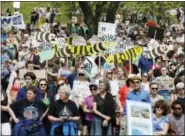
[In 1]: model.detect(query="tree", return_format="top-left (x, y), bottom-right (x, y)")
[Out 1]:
top-left (79, 2), bottom-right (120, 35)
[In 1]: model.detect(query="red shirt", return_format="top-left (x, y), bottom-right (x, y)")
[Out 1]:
top-left (118, 85), bottom-right (130, 109)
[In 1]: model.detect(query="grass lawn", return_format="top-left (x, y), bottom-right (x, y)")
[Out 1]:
top-left (1, 2), bottom-right (71, 24)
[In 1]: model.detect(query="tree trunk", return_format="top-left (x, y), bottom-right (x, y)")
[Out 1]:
top-left (106, 2), bottom-right (120, 23)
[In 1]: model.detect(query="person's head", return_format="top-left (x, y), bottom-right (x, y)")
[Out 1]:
top-left (24, 72), bottom-right (36, 86)
top-left (22, 43), bottom-right (29, 51)
top-left (131, 75), bottom-right (142, 90)
top-left (25, 61), bottom-right (34, 70)
top-left (99, 79), bottom-right (110, 93)
top-left (150, 82), bottom-right (159, 95)
top-left (176, 82), bottom-right (184, 95)
top-left (171, 100), bottom-right (184, 116)
top-left (57, 77), bottom-right (68, 87)
top-left (155, 56), bottom-right (163, 63)
top-left (58, 84), bottom-right (70, 101)
top-left (142, 72), bottom-right (149, 82)
top-left (177, 54), bottom-right (184, 64)
top-left (26, 85), bottom-right (37, 102)
top-left (153, 100), bottom-right (168, 116)
top-left (125, 78), bottom-right (133, 88)
top-left (76, 62), bottom-right (85, 73)
top-left (161, 67), bottom-right (167, 76)
top-left (104, 69), bottom-right (113, 80)
top-left (38, 79), bottom-right (48, 92)
top-left (89, 84), bottom-right (98, 96)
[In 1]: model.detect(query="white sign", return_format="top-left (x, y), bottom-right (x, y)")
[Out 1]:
top-left (154, 76), bottom-right (174, 91)
top-left (126, 100), bottom-right (153, 135)
top-left (109, 80), bottom-right (119, 96)
top-left (1, 14), bottom-right (25, 29)
top-left (98, 22), bottom-right (116, 39)
top-left (13, 2), bottom-right (20, 9)
top-left (72, 81), bottom-right (91, 104)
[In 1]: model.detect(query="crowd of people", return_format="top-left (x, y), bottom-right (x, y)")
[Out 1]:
top-left (1, 4), bottom-right (185, 136)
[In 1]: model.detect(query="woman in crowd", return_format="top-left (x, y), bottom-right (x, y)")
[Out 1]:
top-left (10, 86), bottom-right (47, 136)
top-left (83, 84), bottom-right (98, 135)
top-left (48, 85), bottom-right (80, 136)
top-left (38, 79), bottom-right (54, 133)
top-left (150, 56), bottom-right (163, 79)
top-left (149, 82), bottom-right (164, 109)
top-left (115, 66), bottom-right (128, 88)
top-left (153, 100), bottom-right (169, 135)
top-left (170, 82), bottom-right (185, 113)
top-left (141, 72), bottom-right (150, 92)
top-left (91, 80), bottom-right (115, 136)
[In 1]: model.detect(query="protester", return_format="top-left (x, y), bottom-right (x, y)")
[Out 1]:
top-left (91, 80), bottom-right (115, 136)
top-left (83, 84), bottom-right (98, 135)
top-left (149, 82), bottom-right (164, 109)
top-left (48, 85), bottom-right (80, 136)
top-left (10, 86), bottom-right (47, 136)
top-left (167, 100), bottom-right (184, 135)
top-left (153, 100), bottom-right (169, 135)
top-left (141, 72), bottom-right (150, 92)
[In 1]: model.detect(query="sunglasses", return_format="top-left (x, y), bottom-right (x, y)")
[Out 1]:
top-left (143, 75), bottom-right (148, 77)
top-left (173, 107), bottom-right (182, 110)
top-left (40, 84), bottom-right (47, 86)
top-left (107, 72), bottom-right (112, 75)
top-left (79, 67), bottom-right (84, 69)
top-left (178, 88), bottom-right (184, 91)
top-left (90, 88), bottom-right (97, 91)
top-left (132, 81), bottom-right (140, 84)
top-left (152, 88), bottom-right (158, 90)
top-left (79, 73), bottom-right (85, 76)
top-left (156, 106), bottom-right (164, 109)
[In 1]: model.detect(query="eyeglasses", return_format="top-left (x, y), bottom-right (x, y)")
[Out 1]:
top-left (132, 81), bottom-right (140, 84)
top-left (59, 83), bottom-right (64, 86)
top-left (173, 107), bottom-right (182, 110)
top-left (40, 84), bottom-right (47, 86)
top-left (151, 88), bottom-right (158, 90)
top-left (178, 88), bottom-right (184, 91)
top-left (79, 67), bottom-right (84, 69)
top-left (156, 106), bottom-right (164, 109)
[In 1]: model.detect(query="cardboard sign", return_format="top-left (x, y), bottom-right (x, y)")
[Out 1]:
top-left (1, 14), bottom-right (25, 29)
top-left (154, 76), bottom-right (174, 90)
top-left (126, 100), bottom-right (153, 135)
top-left (98, 22), bottom-right (116, 41)
top-left (72, 35), bottom-right (86, 46)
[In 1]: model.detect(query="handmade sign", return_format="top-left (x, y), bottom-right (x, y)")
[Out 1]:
top-left (126, 100), bottom-right (153, 135)
top-left (98, 22), bottom-right (116, 41)
top-left (109, 80), bottom-right (119, 96)
top-left (106, 46), bottom-right (143, 64)
top-left (88, 35), bottom-right (102, 45)
top-left (72, 81), bottom-right (91, 105)
top-left (147, 27), bottom-right (164, 41)
top-left (154, 76), bottom-right (174, 91)
top-left (72, 35), bottom-right (87, 46)
top-left (146, 43), bottom-right (169, 59)
top-left (35, 31), bottom-right (56, 43)
top-left (1, 14), bottom-right (25, 29)
top-left (38, 49), bottom-right (55, 63)
top-left (13, 2), bottom-right (20, 9)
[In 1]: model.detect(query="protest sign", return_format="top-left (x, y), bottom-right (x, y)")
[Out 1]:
top-left (38, 49), bottom-right (55, 63)
top-left (72, 81), bottom-right (91, 105)
top-left (154, 76), bottom-right (174, 91)
top-left (88, 35), bottom-right (102, 46)
top-left (1, 14), bottom-right (25, 29)
top-left (35, 31), bottom-right (56, 43)
top-left (13, 2), bottom-right (20, 9)
top-left (106, 46), bottom-right (143, 64)
top-left (147, 27), bottom-right (164, 41)
top-left (109, 80), bottom-right (119, 96)
top-left (126, 100), bottom-right (153, 135)
top-left (98, 22), bottom-right (116, 41)
top-left (72, 35), bottom-right (87, 46)
top-left (19, 69), bottom-right (47, 87)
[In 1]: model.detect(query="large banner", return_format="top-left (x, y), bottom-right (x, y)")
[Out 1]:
top-left (98, 22), bottom-right (116, 41)
top-left (126, 100), bottom-right (153, 135)
top-left (1, 14), bottom-right (25, 29)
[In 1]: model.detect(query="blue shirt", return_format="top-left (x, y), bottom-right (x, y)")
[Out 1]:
top-left (16, 87), bottom-right (42, 101)
top-left (153, 114), bottom-right (169, 132)
top-left (124, 88), bottom-right (151, 114)
top-left (138, 55), bottom-right (153, 74)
